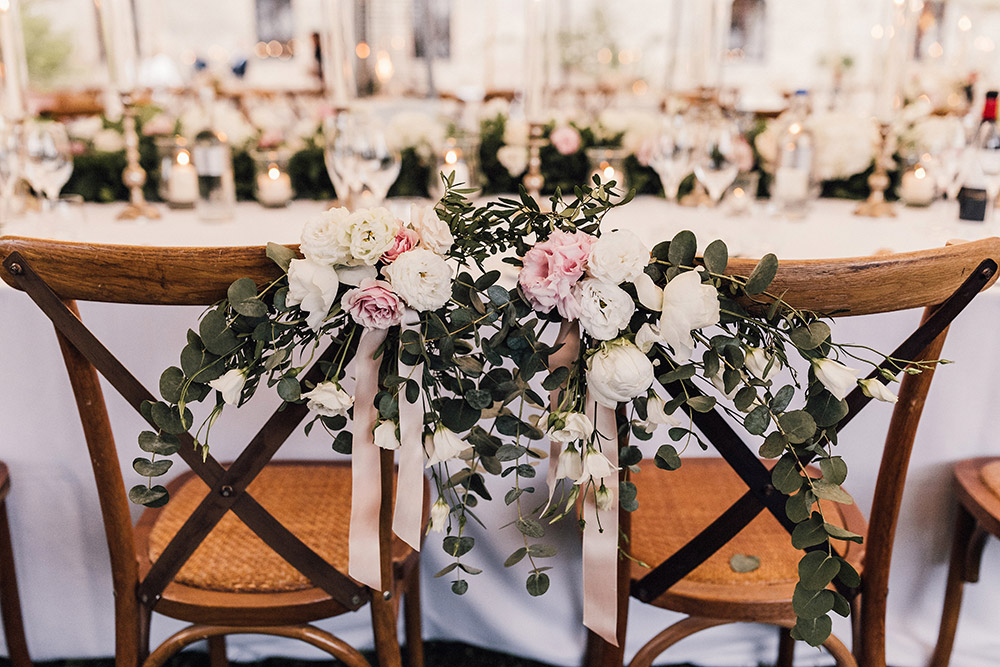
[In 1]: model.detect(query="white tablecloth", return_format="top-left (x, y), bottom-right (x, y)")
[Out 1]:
top-left (3, 197), bottom-right (1000, 666)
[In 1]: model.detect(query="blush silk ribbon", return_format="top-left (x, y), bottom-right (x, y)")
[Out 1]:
top-left (348, 326), bottom-right (388, 591)
top-left (393, 310), bottom-right (425, 550)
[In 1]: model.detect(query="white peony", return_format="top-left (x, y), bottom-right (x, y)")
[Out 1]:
top-left (588, 230), bottom-right (650, 284)
top-left (659, 270), bottom-right (720, 363)
top-left (812, 358), bottom-right (860, 401)
top-left (409, 203), bottom-right (454, 255)
top-left (555, 444), bottom-right (584, 480)
top-left (548, 412), bottom-right (593, 444)
top-left (575, 279), bottom-right (635, 341)
top-left (744, 347), bottom-right (780, 382)
top-left (301, 381), bottom-right (353, 418)
top-left (208, 368), bottom-right (246, 406)
top-left (859, 377), bottom-right (897, 404)
top-left (634, 272), bottom-right (663, 311)
top-left (497, 144), bottom-right (529, 176)
top-left (286, 258), bottom-right (341, 331)
top-left (300, 207), bottom-right (354, 266)
top-left (374, 420), bottom-right (401, 449)
top-left (586, 338), bottom-right (655, 408)
top-left (344, 207), bottom-right (400, 265)
top-left (93, 128), bottom-right (125, 153)
top-left (808, 111), bottom-right (880, 182)
top-left (577, 446), bottom-right (618, 483)
top-left (428, 497), bottom-right (449, 533)
top-left (425, 425), bottom-right (469, 466)
top-left (382, 248), bottom-right (453, 312)
top-left (384, 111), bottom-right (445, 160)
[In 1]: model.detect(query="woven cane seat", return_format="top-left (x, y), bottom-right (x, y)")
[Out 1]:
top-left (147, 463), bottom-right (354, 593)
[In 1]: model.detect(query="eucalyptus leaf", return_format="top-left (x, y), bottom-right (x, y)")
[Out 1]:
top-left (516, 517), bottom-right (545, 538)
top-left (667, 230), bottom-right (697, 267)
top-left (654, 444), bottom-right (682, 470)
top-left (132, 457), bottom-right (172, 477)
top-left (504, 547), bottom-right (527, 567)
top-left (778, 410), bottom-right (817, 444)
top-left (729, 554), bottom-right (760, 573)
top-left (790, 321), bottom-right (832, 350)
top-left (791, 513), bottom-right (828, 549)
top-left (128, 484), bottom-right (169, 508)
top-left (266, 242), bottom-right (297, 271)
top-left (526, 572), bottom-right (550, 596)
top-left (744, 253), bottom-right (778, 295)
top-left (758, 432), bottom-right (788, 459)
top-left (138, 431), bottom-right (180, 456)
top-left (159, 367), bottom-right (185, 404)
top-left (820, 456), bottom-right (848, 486)
top-left (771, 453), bottom-right (804, 495)
top-left (791, 614), bottom-right (833, 648)
top-left (792, 583), bottom-right (835, 619)
top-left (703, 239), bottom-right (728, 275)
top-left (798, 551), bottom-right (841, 591)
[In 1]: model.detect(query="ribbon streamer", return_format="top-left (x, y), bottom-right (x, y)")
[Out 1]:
top-left (393, 310), bottom-right (425, 550)
top-left (544, 320), bottom-right (581, 508)
top-left (348, 326), bottom-right (388, 591)
top-left (582, 393), bottom-right (620, 646)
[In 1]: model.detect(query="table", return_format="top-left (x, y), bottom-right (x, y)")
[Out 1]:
top-left (3, 198), bottom-right (1000, 666)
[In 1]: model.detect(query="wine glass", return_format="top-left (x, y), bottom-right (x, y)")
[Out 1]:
top-left (0, 118), bottom-right (22, 229)
top-left (324, 111), bottom-right (400, 208)
top-left (693, 117), bottom-right (741, 205)
top-left (648, 114), bottom-right (696, 202)
top-left (23, 120), bottom-right (73, 211)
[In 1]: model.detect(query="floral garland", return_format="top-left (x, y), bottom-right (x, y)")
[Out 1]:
top-left (130, 182), bottom-right (938, 648)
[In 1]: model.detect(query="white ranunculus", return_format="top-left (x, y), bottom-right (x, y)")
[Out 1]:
top-left (548, 412), bottom-right (593, 444)
top-left (374, 420), bottom-right (401, 449)
top-left (860, 378), bottom-right (898, 404)
top-left (382, 248), bottom-right (453, 312)
top-left (409, 203), bottom-right (454, 255)
top-left (588, 229), bottom-right (650, 284)
top-left (286, 258), bottom-right (341, 331)
top-left (428, 497), bottom-right (449, 533)
top-left (595, 483), bottom-right (613, 511)
top-left (93, 128), bottom-right (125, 153)
top-left (744, 347), bottom-right (780, 381)
top-left (633, 272), bottom-right (663, 311)
top-left (659, 270), bottom-right (720, 363)
top-left (300, 207), bottom-right (354, 266)
top-left (555, 445), bottom-right (584, 480)
top-left (301, 381), bottom-right (353, 418)
top-left (586, 338), bottom-right (655, 408)
top-left (575, 279), bottom-right (635, 341)
top-left (497, 144), bottom-right (529, 176)
top-left (425, 425), bottom-right (469, 466)
top-left (344, 207), bottom-right (400, 265)
top-left (577, 446), bottom-right (618, 483)
top-left (812, 358), bottom-right (860, 401)
top-left (208, 368), bottom-right (246, 406)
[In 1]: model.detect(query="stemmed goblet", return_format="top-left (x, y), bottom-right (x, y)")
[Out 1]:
top-left (692, 116), bottom-right (741, 205)
top-left (324, 111), bottom-right (400, 209)
top-left (23, 120), bottom-right (73, 212)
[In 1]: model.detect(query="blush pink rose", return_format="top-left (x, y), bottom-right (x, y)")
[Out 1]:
top-left (382, 227), bottom-right (420, 263)
top-left (518, 230), bottom-right (594, 319)
top-left (550, 125), bottom-right (582, 156)
top-left (342, 279), bottom-right (406, 329)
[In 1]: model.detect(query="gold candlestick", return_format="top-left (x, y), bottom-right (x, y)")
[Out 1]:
top-left (854, 122), bottom-right (896, 218)
top-left (522, 122), bottom-right (545, 201)
top-left (117, 92), bottom-right (160, 220)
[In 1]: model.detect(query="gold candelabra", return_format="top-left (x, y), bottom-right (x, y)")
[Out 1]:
top-left (854, 122), bottom-right (896, 218)
top-left (117, 92), bottom-right (160, 220)
top-left (523, 122), bottom-right (545, 202)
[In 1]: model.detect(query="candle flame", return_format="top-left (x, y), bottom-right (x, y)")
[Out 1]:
top-left (445, 149), bottom-right (459, 165)
top-left (602, 165), bottom-right (615, 180)
top-left (914, 167), bottom-right (926, 179)
top-left (177, 150), bottom-right (190, 166)
top-left (0, 0), bottom-right (10, 12)
top-left (268, 166), bottom-right (281, 180)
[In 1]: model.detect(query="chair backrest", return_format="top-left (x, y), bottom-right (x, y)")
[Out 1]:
top-left (0, 236), bottom-right (386, 664)
top-left (634, 238), bottom-right (1000, 665)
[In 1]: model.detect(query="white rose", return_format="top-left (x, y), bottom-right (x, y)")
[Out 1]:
top-left (93, 128), bottom-right (125, 153)
top-left (555, 444), bottom-right (584, 480)
top-left (586, 338), bottom-right (655, 408)
top-left (383, 248), bottom-right (453, 312)
top-left (659, 270), bottom-right (720, 363)
top-left (286, 258), bottom-right (341, 331)
top-left (548, 412), bottom-right (593, 444)
top-left (344, 207), bottom-right (400, 265)
top-left (301, 381), bottom-right (353, 418)
top-left (425, 425), bottom-right (469, 466)
top-left (374, 420), bottom-right (401, 449)
top-left (428, 497), bottom-right (449, 533)
top-left (577, 446), bottom-right (618, 483)
top-left (860, 377), bottom-right (897, 404)
top-left (300, 207), bottom-right (354, 266)
top-left (744, 347), bottom-right (780, 382)
top-left (588, 230), bottom-right (650, 284)
top-left (409, 203), bottom-right (454, 255)
top-left (575, 279), bottom-right (635, 341)
top-left (634, 272), bottom-right (663, 311)
top-left (497, 145), bottom-right (529, 176)
top-left (208, 368), bottom-right (246, 406)
top-left (812, 358), bottom-right (860, 401)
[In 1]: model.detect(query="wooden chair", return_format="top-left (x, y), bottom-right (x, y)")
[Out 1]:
top-left (582, 239), bottom-right (1000, 667)
top-left (0, 461), bottom-right (31, 667)
top-left (0, 237), bottom-right (425, 667)
top-left (929, 456), bottom-right (1000, 666)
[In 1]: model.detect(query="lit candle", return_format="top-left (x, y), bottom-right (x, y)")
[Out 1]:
top-left (96, 0), bottom-right (139, 92)
top-left (524, 0), bottom-right (545, 122)
top-left (441, 147), bottom-right (471, 187)
top-left (257, 163), bottom-right (293, 207)
top-left (322, 0), bottom-right (355, 108)
top-left (0, 0), bottom-right (28, 120)
top-left (168, 149), bottom-right (198, 207)
top-left (899, 163), bottom-right (937, 206)
top-left (874, 0), bottom-right (908, 123)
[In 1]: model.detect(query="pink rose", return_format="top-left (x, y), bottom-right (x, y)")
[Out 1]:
top-left (258, 128), bottom-right (284, 149)
top-left (550, 125), bottom-right (582, 156)
top-left (382, 227), bottom-right (420, 263)
top-left (518, 230), bottom-right (594, 319)
top-left (342, 279), bottom-right (406, 329)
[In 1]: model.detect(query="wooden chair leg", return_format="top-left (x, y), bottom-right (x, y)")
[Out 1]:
top-left (930, 504), bottom-right (983, 667)
top-left (776, 626), bottom-right (795, 667)
top-left (0, 497), bottom-right (31, 667)
top-left (370, 593), bottom-right (403, 667)
top-left (402, 566), bottom-right (424, 667)
top-left (207, 635), bottom-right (227, 667)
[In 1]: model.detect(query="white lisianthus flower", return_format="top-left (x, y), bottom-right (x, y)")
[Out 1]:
top-left (344, 207), bottom-right (400, 265)
top-left (555, 444), bottom-right (584, 480)
top-left (576, 446), bottom-right (618, 484)
top-left (595, 483), bottom-right (614, 511)
top-left (373, 420), bottom-right (401, 450)
top-left (548, 412), bottom-right (594, 444)
top-left (709, 365), bottom-right (740, 401)
top-left (588, 230), bottom-right (650, 284)
top-left (286, 258), bottom-right (341, 331)
top-left (635, 322), bottom-right (661, 354)
top-left (575, 279), bottom-right (635, 341)
top-left (409, 203), bottom-right (454, 255)
top-left (425, 425), bottom-right (469, 466)
top-left (859, 377), bottom-right (898, 403)
top-left (301, 381), bottom-right (353, 418)
top-left (93, 128), bottom-right (125, 153)
top-left (586, 338), bottom-right (655, 408)
top-left (428, 497), bottom-right (449, 533)
top-left (659, 270), bottom-right (720, 363)
top-left (642, 394), bottom-right (682, 431)
top-left (208, 368), bottom-right (246, 406)
top-left (383, 248), bottom-right (453, 312)
top-left (497, 144), bottom-right (529, 176)
top-left (812, 358), bottom-right (860, 401)
top-left (744, 347), bottom-right (780, 382)
top-left (300, 207), bottom-right (354, 266)
top-left (634, 272), bottom-right (663, 311)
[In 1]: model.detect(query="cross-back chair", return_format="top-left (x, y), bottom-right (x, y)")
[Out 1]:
top-left (0, 461), bottom-right (31, 667)
top-left (0, 237), bottom-right (425, 667)
top-left (583, 238), bottom-right (1000, 667)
